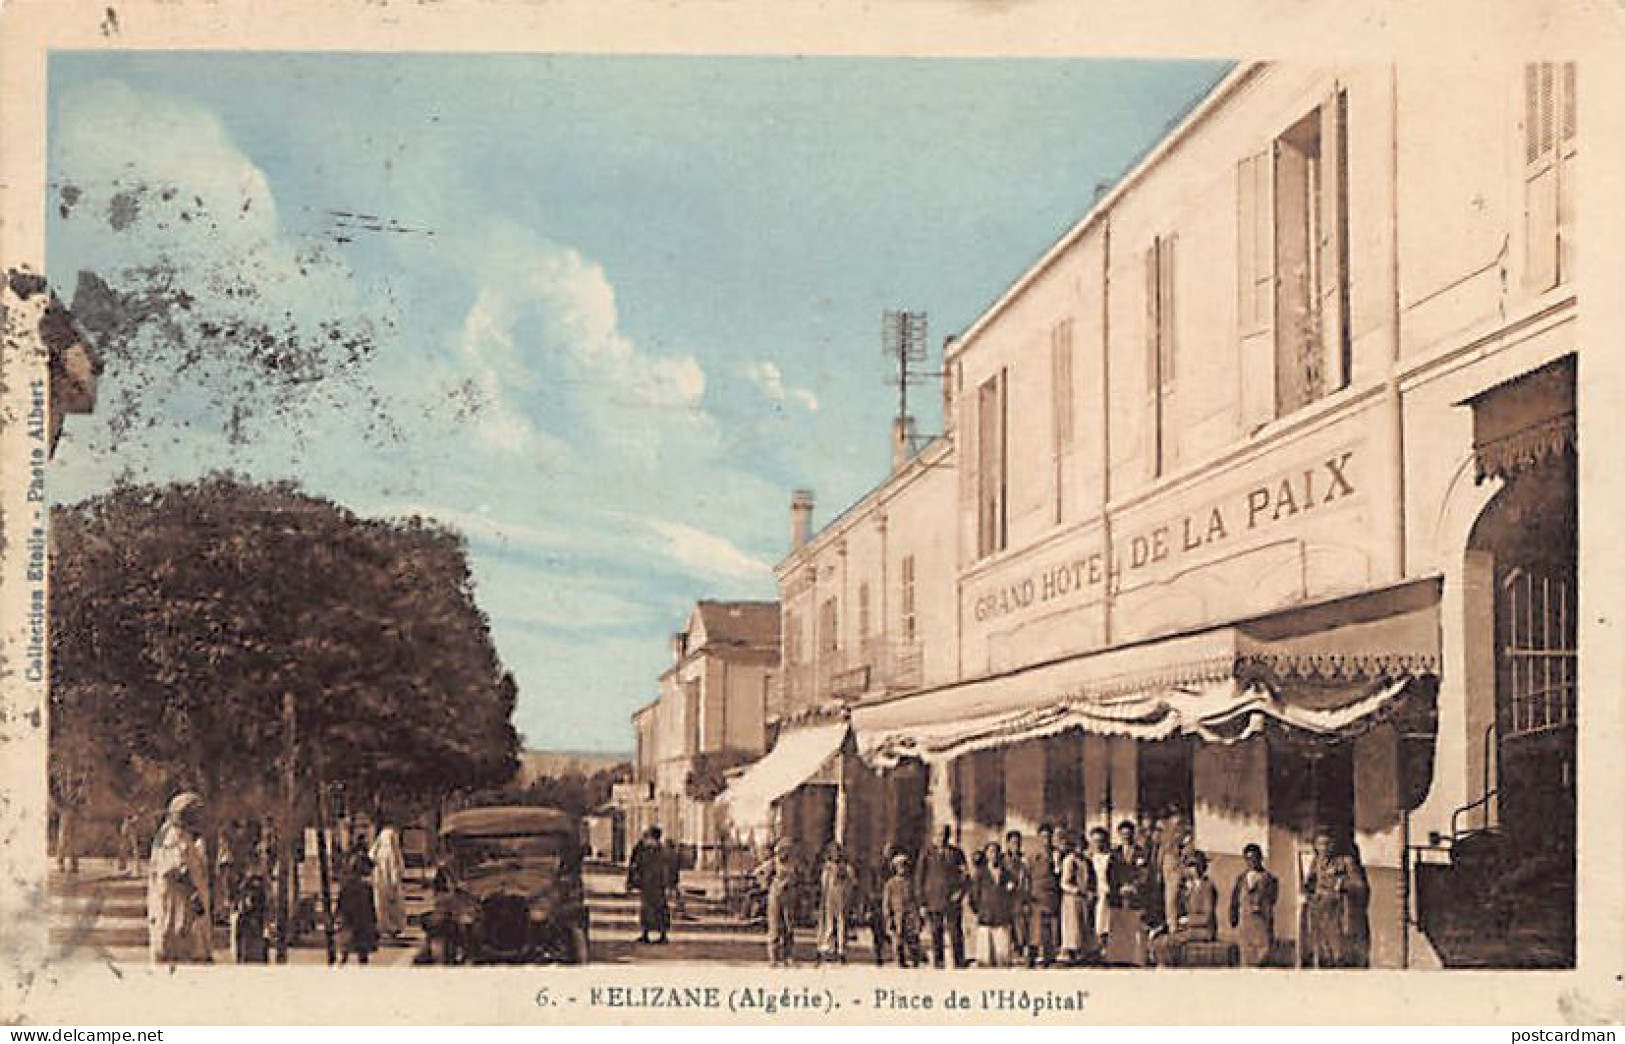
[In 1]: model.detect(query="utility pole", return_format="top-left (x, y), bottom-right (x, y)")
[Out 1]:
top-left (276, 689), bottom-right (296, 963)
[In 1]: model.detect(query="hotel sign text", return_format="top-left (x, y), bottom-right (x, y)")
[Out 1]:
top-left (972, 448), bottom-right (1359, 624)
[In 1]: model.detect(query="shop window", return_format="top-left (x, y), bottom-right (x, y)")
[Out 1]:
top-left (900, 554), bottom-right (917, 642)
top-left (1238, 88), bottom-right (1349, 425)
top-left (1523, 62), bottom-right (1577, 292)
top-left (1144, 234), bottom-right (1177, 478)
top-left (1051, 317), bottom-right (1075, 523)
top-left (976, 370), bottom-right (1008, 558)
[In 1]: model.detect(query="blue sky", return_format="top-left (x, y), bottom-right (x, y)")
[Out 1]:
top-left (47, 53), bottom-right (1230, 753)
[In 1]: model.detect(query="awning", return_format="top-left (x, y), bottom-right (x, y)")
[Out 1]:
top-left (1464, 354), bottom-right (1575, 484)
top-left (716, 722), bottom-right (848, 829)
top-left (853, 579), bottom-right (1439, 768)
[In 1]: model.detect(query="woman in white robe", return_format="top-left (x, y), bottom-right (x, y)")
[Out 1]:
top-left (147, 792), bottom-right (213, 964)
top-left (1057, 832), bottom-right (1095, 963)
top-left (369, 825), bottom-right (408, 937)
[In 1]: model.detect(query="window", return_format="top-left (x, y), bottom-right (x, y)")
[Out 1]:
top-left (1524, 62), bottom-right (1577, 291)
top-left (784, 610), bottom-right (802, 665)
top-left (818, 597), bottom-right (839, 655)
top-left (684, 680), bottom-right (702, 755)
top-left (1051, 318), bottom-right (1075, 523)
top-left (1238, 88), bottom-right (1349, 424)
top-left (976, 370), bottom-right (1008, 557)
top-left (1145, 234), bottom-right (1176, 477)
top-left (900, 555), bottom-right (917, 642)
top-left (1275, 93), bottom-right (1349, 415)
top-left (857, 582), bottom-right (871, 640)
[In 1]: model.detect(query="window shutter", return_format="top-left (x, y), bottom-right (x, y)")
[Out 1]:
top-left (988, 365), bottom-right (1001, 549)
top-left (1524, 63), bottom-right (1560, 292)
top-left (1318, 88), bottom-right (1349, 392)
top-left (1237, 155), bottom-right (1258, 331)
top-left (1158, 233), bottom-right (1177, 387)
top-left (1052, 319), bottom-right (1075, 449)
top-left (1558, 62), bottom-right (1577, 284)
top-left (1145, 242), bottom-right (1161, 393)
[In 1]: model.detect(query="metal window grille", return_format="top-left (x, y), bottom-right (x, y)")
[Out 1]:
top-left (1501, 567), bottom-right (1577, 739)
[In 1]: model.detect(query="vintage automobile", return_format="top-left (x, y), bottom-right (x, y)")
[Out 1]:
top-left (421, 805), bottom-right (590, 964)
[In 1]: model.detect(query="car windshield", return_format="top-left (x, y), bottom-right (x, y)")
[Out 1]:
top-left (449, 833), bottom-right (576, 875)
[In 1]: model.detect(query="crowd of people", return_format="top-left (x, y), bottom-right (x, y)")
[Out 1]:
top-left (134, 790), bottom-right (412, 966)
top-left (620, 811), bottom-right (1373, 969)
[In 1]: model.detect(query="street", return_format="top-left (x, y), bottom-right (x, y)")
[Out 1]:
top-left (47, 859), bottom-right (886, 967)
top-left (46, 858), bottom-right (430, 967)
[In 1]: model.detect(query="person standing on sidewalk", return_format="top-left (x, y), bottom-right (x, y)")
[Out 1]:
top-left (337, 853), bottom-right (379, 965)
top-left (626, 826), bottom-right (670, 944)
top-left (756, 839), bottom-right (799, 966)
top-left (916, 825), bottom-right (968, 969)
top-left (1025, 823), bottom-right (1061, 967)
top-left (815, 843), bottom-right (857, 965)
top-left (881, 853), bottom-right (920, 967)
top-left (369, 823), bottom-right (408, 939)
top-left (148, 791), bottom-right (213, 964)
top-left (1001, 830), bottom-right (1031, 963)
top-left (970, 842), bottom-right (1016, 968)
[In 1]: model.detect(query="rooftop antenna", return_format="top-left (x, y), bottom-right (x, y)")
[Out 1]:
top-left (881, 309), bottom-right (938, 460)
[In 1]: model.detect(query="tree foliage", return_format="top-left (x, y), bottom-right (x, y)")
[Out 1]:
top-left (470, 763), bottom-right (631, 820)
top-left (50, 473), bottom-right (521, 818)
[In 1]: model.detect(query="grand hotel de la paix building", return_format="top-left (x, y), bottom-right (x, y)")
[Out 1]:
top-left (716, 61), bottom-right (1580, 970)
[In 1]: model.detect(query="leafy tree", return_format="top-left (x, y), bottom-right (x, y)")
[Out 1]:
top-left (50, 473), bottom-right (520, 825)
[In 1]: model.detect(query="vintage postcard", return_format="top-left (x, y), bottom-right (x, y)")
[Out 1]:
top-left (2, 0), bottom-right (1623, 1026)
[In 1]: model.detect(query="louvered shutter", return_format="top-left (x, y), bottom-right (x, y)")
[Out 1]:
top-left (1238, 149), bottom-right (1275, 432)
top-left (1158, 233), bottom-right (1177, 387)
top-left (1524, 63), bottom-right (1560, 292)
top-left (1557, 62), bottom-right (1577, 284)
top-left (1318, 88), bottom-right (1348, 392)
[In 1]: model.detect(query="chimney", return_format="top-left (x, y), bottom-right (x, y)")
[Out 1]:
top-left (891, 415), bottom-right (917, 471)
top-left (790, 489), bottom-right (815, 552)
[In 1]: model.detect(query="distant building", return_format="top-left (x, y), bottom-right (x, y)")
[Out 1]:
top-left (622, 601), bottom-right (780, 867)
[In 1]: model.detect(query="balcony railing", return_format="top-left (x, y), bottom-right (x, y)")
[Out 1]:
top-left (779, 637), bottom-right (924, 714)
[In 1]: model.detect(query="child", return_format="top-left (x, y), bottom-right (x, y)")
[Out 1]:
top-left (337, 853), bottom-right (379, 965)
top-left (881, 853), bottom-right (920, 968)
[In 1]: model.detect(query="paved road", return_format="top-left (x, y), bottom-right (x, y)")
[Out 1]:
top-left (584, 867), bottom-right (881, 966)
top-left (48, 859), bottom-right (901, 968)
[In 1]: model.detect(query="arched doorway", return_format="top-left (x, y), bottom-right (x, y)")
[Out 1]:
top-left (1463, 402), bottom-right (1576, 965)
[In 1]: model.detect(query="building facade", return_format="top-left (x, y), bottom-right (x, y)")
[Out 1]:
top-left (750, 62), bottom-right (1579, 969)
top-left (624, 601), bottom-right (780, 867)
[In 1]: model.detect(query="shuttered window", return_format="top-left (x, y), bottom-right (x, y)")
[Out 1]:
top-left (819, 597), bottom-right (839, 654)
top-left (1237, 151), bottom-right (1273, 335)
top-left (1273, 89), bottom-right (1349, 418)
top-left (1050, 318), bottom-right (1074, 524)
top-left (976, 371), bottom-right (1008, 558)
top-left (1524, 62), bottom-right (1577, 292)
top-left (1146, 234), bottom-right (1176, 477)
top-left (900, 554), bottom-right (917, 642)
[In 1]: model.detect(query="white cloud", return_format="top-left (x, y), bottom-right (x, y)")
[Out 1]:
top-left (745, 357), bottom-right (819, 412)
top-left (745, 359), bottom-right (786, 401)
top-left (642, 517), bottom-right (772, 583)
